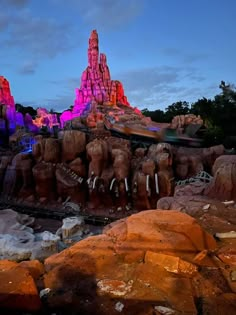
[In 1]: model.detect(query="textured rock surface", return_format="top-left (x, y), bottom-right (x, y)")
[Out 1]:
top-left (0, 209), bottom-right (59, 261)
top-left (0, 260), bottom-right (41, 311)
top-left (73, 30), bottom-right (130, 115)
top-left (0, 209), bottom-right (235, 314)
top-left (156, 195), bottom-right (236, 234)
top-left (43, 210), bottom-right (218, 314)
top-left (0, 76), bottom-right (15, 107)
top-left (0, 76), bottom-right (16, 134)
top-left (32, 162), bottom-right (57, 200)
top-left (170, 113), bottom-right (203, 129)
top-left (62, 130), bottom-right (86, 162)
top-left (205, 155), bottom-right (236, 201)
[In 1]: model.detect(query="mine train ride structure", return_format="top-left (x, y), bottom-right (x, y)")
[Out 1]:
top-left (10, 114), bottom-right (204, 154)
top-left (103, 115), bottom-right (203, 148)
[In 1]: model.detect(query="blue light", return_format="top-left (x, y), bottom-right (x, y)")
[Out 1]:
top-left (19, 136), bottom-right (36, 153)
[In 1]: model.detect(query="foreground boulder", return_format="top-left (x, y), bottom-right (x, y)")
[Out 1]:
top-left (205, 155), bottom-right (236, 201)
top-left (44, 210), bottom-right (217, 314)
top-left (156, 195), bottom-right (236, 234)
top-left (0, 260), bottom-right (41, 311)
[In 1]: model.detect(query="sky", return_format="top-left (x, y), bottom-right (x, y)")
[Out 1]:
top-left (1, 0), bottom-right (236, 112)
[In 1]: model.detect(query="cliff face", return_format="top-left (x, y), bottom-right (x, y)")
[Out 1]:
top-left (0, 76), bottom-right (15, 108)
top-left (0, 76), bottom-right (16, 135)
top-left (73, 30), bottom-right (129, 115)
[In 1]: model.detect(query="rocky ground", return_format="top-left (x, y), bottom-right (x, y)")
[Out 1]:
top-left (0, 205), bottom-right (236, 315)
top-left (0, 154), bottom-right (236, 314)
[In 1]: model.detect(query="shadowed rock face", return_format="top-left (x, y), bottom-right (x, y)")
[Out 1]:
top-left (0, 260), bottom-right (41, 311)
top-left (55, 165), bottom-right (86, 204)
top-left (32, 162), bottom-right (57, 201)
top-left (205, 155), bottom-right (236, 201)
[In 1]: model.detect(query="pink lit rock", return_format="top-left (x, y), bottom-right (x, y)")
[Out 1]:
top-left (0, 76), bottom-right (15, 108)
top-left (0, 76), bottom-right (16, 133)
top-left (24, 113), bottom-right (39, 133)
top-left (60, 110), bottom-right (73, 128)
top-left (15, 112), bottom-right (25, 127)
top-left (33, 107), bottom-right (59, 129)
top-left (72, 30), bottom-right (130, 118)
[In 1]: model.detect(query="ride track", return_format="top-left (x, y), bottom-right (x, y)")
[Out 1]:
top-left (0, 198), bottom-right (114, 226)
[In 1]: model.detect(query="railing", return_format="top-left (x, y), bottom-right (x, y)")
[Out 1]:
top-left (175, 171), bottom-right (213, 186)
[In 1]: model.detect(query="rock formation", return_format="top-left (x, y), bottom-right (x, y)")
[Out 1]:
top-left (0, 76), bottom-right (15, 108)
top-left (32, 107), bottom-right (59, 130)
top-left (0, 208), bottom-right (236, 314)
top-left (0, 76), bottom-right (16, 137)
top-left (170, 113), bottom-right (203, 129)
top-left (41, 210), bottom-right (222, 314)
top-left (205, 155), bottom-right (236, 201)
top-left (73, 30), bottom-right (129, 117)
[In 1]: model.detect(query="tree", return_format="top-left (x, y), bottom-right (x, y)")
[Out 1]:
top-left (165, 101), bottom-right (190, 122)
top-left (16, 103), bottom-right (37, 118)
top-left (141, 108), bottom-right (166, 122)
top-left (190, 97), bottom-right (215, 126)
top-left (191, 82), bottom-right (236, 147)
top-left (214, 82), bottom-right (236, 145)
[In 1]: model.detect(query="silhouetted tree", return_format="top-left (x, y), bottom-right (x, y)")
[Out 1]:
top-left (16, 103), bottom-right (37, 118)
top-left (141, 108), bottom-right (166, 122)
top-left (190, 97), bottom-right (215, 126)
top-left (165, 101), bottom-right (190, 121)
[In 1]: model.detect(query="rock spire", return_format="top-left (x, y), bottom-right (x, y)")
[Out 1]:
top-left (73, 30), bottom-right (129, 115)
top-left (0, 76), bottom-right (16, 134)
top-left (0, 76), bottom-right (15, 107)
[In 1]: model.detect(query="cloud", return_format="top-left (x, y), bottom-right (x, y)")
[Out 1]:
top-left (161, 47), bottom-right (209, 65)
top-left (0, 13), bottom-right (8, 31)
top-left (80, 0), bottom-right (144, 28)
top-left (183, 53), bottom-right (209, 64)
top-left (1, 0), bottom-right (29, 7)
top-left (0, 1), bottom-right (79, 61)
top-left (43, 94), bottom-right (74, 112)
top-left (18, 60), bottom-right (38, 75)
top-left (51, 0), bottom-right (144, 29)
top-left (117, 66), bottom-right (180, 92)
top-left (2, 11), bottom-right (77, 58)
top-left (44, 65), bottom-right (211, 111)
top-left (115, 65), bottom-right (210, 109)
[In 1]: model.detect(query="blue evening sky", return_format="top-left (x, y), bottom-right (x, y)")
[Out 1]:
top-left (1, 0), bottom-right (235, 112)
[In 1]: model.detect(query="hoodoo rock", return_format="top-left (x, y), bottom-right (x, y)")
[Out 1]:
top-left (0, 76), bottom-right (15, 108)
top-left (0, 76), bottom-right (16, 136)
top-left (73, 30), bottom-right (130, 117)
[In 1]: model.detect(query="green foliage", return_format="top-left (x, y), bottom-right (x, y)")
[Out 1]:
top-left (141, 101), bottom-right (190, 123)
top-left (203, 125), bottom-right (224, 147)
top-left (142, 81), bottom-right (236, 147)
top-left (141, 108), bottom-right (166, 122)
top-left (165, 101), bottom-right (190, 121)
top-left (190, 97), bottom-right (214, 124)
top-left (16, 103), bottom-right (37, 118)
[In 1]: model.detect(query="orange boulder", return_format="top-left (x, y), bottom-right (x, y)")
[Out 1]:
top-left (0, 260), bottom-right (41, 311)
